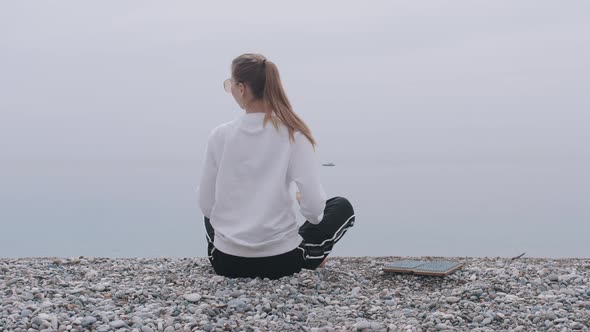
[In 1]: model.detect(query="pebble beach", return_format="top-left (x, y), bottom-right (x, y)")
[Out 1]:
top-left (1, 256), bottom-right (589, 331)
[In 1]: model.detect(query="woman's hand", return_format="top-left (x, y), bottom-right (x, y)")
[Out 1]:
top-left (296, 191), bottom-right (301, 204)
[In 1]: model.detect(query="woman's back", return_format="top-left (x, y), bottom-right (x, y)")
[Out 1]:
top-left (199, 112), bottom-right (327, 258)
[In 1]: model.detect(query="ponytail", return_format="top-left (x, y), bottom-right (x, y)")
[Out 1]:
top-left (262, 60), bottom-right (316, 147)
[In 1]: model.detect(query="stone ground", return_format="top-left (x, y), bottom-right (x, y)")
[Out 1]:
top-left (1, 256), bottom-right (589, 331)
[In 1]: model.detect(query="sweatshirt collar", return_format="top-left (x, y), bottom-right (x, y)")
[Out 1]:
top-left (240, 112), bottom-right (267, 124)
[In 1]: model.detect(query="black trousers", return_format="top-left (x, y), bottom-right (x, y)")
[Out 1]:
top-left (204, 196), bottom-right (355, 279)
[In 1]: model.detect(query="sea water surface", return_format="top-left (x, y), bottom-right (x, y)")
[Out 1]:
top-left (1, 146), bottom-right (589, 258)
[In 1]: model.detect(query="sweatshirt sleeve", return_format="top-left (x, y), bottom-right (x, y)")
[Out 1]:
top-left (288, 132), bottom-right (327, 224)
top-left (197, 128), bottom-right (220, 218)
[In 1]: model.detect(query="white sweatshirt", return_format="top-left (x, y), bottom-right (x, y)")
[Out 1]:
top-left (197, 112), bottom-right (327, 257)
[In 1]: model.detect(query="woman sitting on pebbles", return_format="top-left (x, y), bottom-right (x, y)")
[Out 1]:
top-left (197, 53), bottom-right (356, 279)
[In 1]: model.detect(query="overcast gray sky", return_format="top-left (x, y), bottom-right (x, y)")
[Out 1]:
top-left (1, 1), bottom-right (589, 258)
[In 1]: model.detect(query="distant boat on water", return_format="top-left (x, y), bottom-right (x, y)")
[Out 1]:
top-left (322, 162), bottom-right (335, 167)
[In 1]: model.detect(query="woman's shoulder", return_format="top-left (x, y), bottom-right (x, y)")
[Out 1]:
top-left (210, 117), bottom-right (241, 138)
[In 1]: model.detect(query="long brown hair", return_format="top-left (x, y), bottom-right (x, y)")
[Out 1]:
top-left (231, 53), bottom-right (316, 147)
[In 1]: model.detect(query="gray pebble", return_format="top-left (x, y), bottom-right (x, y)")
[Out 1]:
top-left (83, 316), bottom-right (98, 326)
top-left (227, 299), bottom-right (246, 308)
top-left (109, 320), bottom-right (126, 328)
top-left (446, 296), bottom-right (461, 303)
top-left (571, 322), bottom-right (586, 330)
top-left (355, 321), bottom-right (370, 330)
top-left (183, 293), bottom-right (201, 302)
top-left (97, 325), bottom-right (110, 332)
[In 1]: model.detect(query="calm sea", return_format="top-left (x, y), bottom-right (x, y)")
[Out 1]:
top-left (1, 153), bottom-right (588, 258)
